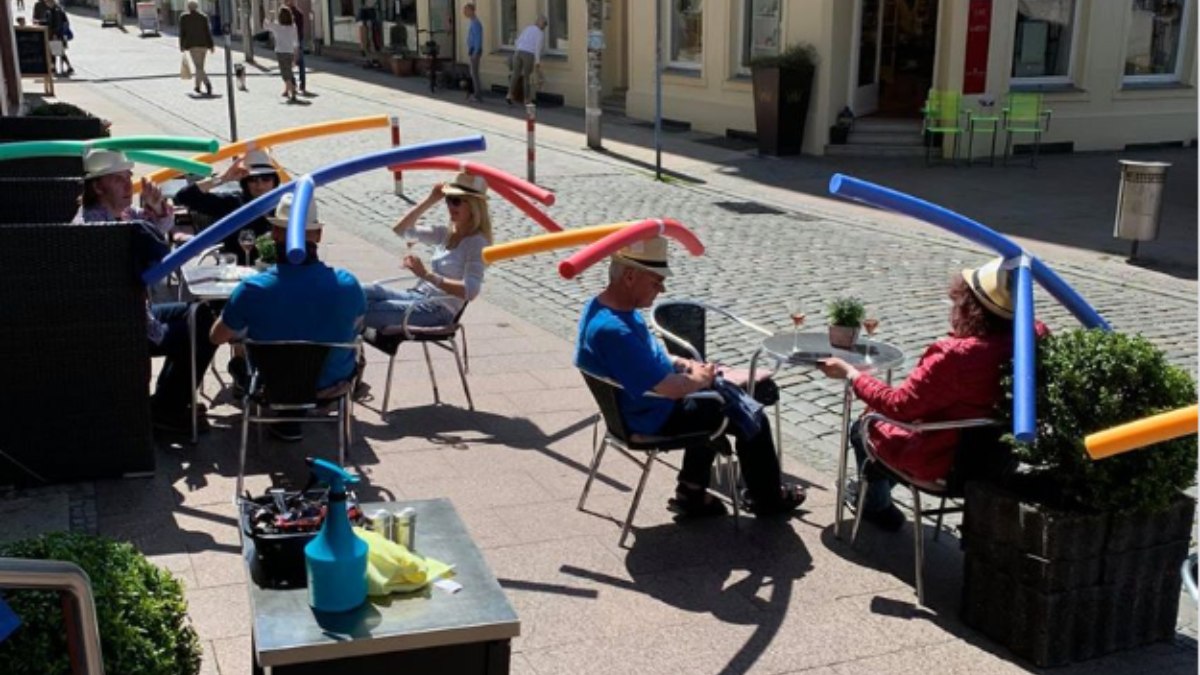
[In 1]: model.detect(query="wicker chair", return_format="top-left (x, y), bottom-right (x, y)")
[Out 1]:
top-left (0, 177), bottom-right (84, 224)
top-left (0, 222), bottom-right (154, 486)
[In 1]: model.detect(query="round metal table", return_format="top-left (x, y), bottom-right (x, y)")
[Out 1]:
top-left (747, 331), bottom-right (905, 539)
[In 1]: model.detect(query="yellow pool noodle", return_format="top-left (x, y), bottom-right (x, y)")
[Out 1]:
top-left (1084, 404), bottom-right (1198, 460)
top-left (482, 222), bottom-right (631, 264)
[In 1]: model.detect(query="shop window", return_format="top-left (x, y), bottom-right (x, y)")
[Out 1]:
top-left (497, 0), bottom-right (517, 46)
top-left (1011, 0), bottom-right (1078, 82)
top-left (543, 0), bottom-right (568, 53)
top-left (1124, 0), bottom-right (1189, 81)
top-left (666, 0), bottom-right (704, 69)
top-left (735, 0), bottom-right (780, 75)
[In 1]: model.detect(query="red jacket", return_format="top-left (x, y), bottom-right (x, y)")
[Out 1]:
top-left (852, 322), bottom-right (1048, 482)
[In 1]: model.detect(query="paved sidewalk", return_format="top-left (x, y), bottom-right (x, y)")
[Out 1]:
top-left (3, 10), bottom-right (1196, 675)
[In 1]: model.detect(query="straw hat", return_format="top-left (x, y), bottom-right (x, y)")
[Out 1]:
top-left (441, 171), bottom-right (489, 200)
top-left (268, 192), bottom-right (323, 230)
top-left (962, 257), bottom-right (1014, 319)
top-left (82, 150), bottom-right (134, 180)
top-left (242, 149), bottom-right (279, 178)
top-left (614, 236), bottom-right (672, 278)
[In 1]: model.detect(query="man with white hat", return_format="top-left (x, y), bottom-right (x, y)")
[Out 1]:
top-left (574, 236), bottom-right (806, 520)
top-left (174, 149), bottom-right (283, 265)
top-left (210, 193), bottom-right (365, 441)
top-left (74, 149), bottom-right (217, 435)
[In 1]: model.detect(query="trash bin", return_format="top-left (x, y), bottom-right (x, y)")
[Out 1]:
top-left (1113, 160), bottom-right (1170, 259)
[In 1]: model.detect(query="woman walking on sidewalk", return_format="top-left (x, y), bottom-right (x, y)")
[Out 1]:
top-left (267, 6), bottom-right (300, 102)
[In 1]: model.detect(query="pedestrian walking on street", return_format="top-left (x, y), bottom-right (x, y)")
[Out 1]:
top-left (31, 0), bottom-right (48, 26)
top-left (267, 6), bottom-right (300, 102)
top-left (463, 2), bottom-right (483, 103)
top-left (283, 0), bottom-right (309, 94)
top-left (45, 0), bottom-right (74, 76)
top-left (506, 15), bottom-right (545, 105)
top-left (178, 0), bottom-right (214, 96)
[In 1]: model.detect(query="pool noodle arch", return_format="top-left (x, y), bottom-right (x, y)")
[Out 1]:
top-left (482, 223), bottom-right (630, 264)
top-left (558, 219), bottom-right (704, 280)
top-left (1084, 405), bottom-right (1199, 460)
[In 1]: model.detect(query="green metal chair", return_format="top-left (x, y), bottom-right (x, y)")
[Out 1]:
top-left (921, 89), bottom-right (966, 166)
top-left (1002, 92), bottom-right (1053, 167)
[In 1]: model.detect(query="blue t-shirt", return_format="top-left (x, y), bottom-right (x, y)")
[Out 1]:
top-left (467, 17), bottom-right (483, 55)
top-left (221, 260), bottom-right (366, 390)
top-left (574, 297), bottom-right (675, 435)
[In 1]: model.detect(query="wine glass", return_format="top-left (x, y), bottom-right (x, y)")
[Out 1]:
top-left (861, 315), bottom-right (881, 364)
top-left (785, 299), bottom-right (806, 354)
top-left (238, 229), bottom-right (256, 265)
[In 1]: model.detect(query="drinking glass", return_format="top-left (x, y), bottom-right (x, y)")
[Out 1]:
top-left (218, 253), bottom-right (238, 280)
top-left (861, 315), bottom-right (881, 364)
top-left (785, 299), bottom-right (806, 354)
top-left (238, 229), bottom-right (256, 264)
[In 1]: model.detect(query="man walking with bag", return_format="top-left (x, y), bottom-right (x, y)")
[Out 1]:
top-left (179, 0), bottom-right (214, 96)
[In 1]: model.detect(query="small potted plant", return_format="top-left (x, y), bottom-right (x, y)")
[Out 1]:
top-left (826, 296), bottom-right (865, 349)
top-left (830, 106), bottom-right (854, 145)
top-left (254, 233), bottom-right (277, 270)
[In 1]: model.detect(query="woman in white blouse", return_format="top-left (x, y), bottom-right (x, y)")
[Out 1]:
top-left (362, 172), bottom-right (493, 329)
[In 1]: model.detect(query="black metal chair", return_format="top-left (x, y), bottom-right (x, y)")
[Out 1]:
top-left (361, 283), bottom-right (472, 413)
top-left (577, 370), bottom-right (739, 548)
top-left (650, 299), bottom-right (783, 453)
top-left (235, 339), bottom-right (361, 500)
top-left (851, 413), bottom-right (1009, 605)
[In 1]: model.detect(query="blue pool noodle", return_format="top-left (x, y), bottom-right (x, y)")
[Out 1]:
top-left (1012, 262), bottom-right (1037, 442)
top-left (286, 176), bottom-right (315, 263)
top-left (142, 135), bottom-right (486, 285)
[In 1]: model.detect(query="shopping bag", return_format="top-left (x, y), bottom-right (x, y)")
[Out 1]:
top-left (180, 54), bottom-right (192, 80)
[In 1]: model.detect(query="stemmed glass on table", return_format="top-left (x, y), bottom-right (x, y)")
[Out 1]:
top-left (860, 314), bottom-right (880, 364)
top-left (785, 299), bottom-right (806, 355)
top-left (238, 228), bottom-right (256, 267)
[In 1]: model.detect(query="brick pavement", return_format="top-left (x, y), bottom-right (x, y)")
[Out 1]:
top-left (14, 12), bottom-right (1198, 674)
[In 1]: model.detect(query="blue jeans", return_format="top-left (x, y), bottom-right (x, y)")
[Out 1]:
top-left (851, 418), bottom-right (895, 512)
top-left (362, 284), bottom-right (455, 329)
top-left (148, 302), bottom-right (217, 412)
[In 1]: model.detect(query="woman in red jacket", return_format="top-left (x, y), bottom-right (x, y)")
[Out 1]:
top-left (818, 257), bottom-right (1048, 531)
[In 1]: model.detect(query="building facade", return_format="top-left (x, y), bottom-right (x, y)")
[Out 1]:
top-left (338, 1), bottom-right (1197, 156)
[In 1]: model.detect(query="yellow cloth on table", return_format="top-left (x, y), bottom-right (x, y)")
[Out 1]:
top-left (353, 527), bottom-right (454, 596)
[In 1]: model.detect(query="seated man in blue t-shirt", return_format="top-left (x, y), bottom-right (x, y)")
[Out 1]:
top-left (210, 193), bottom-right (366, 441)
top-left (574, 237), bottom-right (805, 518)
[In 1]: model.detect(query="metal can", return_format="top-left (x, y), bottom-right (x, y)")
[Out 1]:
top-left (368, 509), bottom-right (395, 542)
top-left (395, 507), bottom-right (416, 551)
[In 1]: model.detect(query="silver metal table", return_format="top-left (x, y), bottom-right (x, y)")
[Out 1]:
top-left (245, 498), bottom-right (520, 674)
top-left (747, 332), bottom-right (904, 539)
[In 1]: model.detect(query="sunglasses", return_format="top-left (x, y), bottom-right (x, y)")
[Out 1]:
top-left (445, 196), bottom-right (464, 206)
top-left (245, 174), bottom-right (275, 183)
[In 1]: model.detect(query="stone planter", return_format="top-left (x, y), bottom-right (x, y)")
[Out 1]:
top-left (389, 55), bottom-right (414, 77)
top-left (961, 480), bottom-right (1194, 667)
top-left (828, 325), bottom-right (859, 349)
top-left (750, 62), bottom-right (814, 156)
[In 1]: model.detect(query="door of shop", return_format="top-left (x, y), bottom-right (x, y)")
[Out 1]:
top-left (853, 0), bottom-right (938, 117)
top-left (427, 0), bottom-right (454, 62)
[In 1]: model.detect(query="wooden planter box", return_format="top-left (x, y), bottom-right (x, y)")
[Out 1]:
top-left (389, 55), bottom-right (415, 77)
top-left (750, 63), bottom-right (814, 156)
top-left (961, 480), bottom-right (1193, 667)
top-left (0, 115), bottom-right (106, 178)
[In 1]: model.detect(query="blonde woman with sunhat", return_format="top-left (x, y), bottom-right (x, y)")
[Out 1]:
top-left (817, 257), bottom-right (1050, 532)
top-left (361, 172), bottom-right (493, 329)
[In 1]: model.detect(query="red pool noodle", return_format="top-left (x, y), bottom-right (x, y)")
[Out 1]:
top-left (557, 219), bottom-right (704, 279)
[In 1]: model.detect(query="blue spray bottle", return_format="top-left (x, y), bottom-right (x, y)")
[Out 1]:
top-left (304, 458), bottom-right (368, 613)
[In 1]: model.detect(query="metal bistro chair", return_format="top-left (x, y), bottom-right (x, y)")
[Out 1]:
top-left (1002, 92), bottom-right (1053, 167)
top-left (650, 299), bottom-right (784, 455)
top-left (577, 370), bottom-right (740, 548)
top-left (922, 89), bottom-right (967, 166)
top-left (235, 339), bottom-right (361, 501)
top-left (851, 413), bottom-right (1008, 605)
top-left (362, 278), bottom-right (472, 413)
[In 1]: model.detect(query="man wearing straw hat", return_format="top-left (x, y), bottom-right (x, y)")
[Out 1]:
top-left (174, 149), bottom-right (283, 266)
top-left (74, 149), bottom-right (218, 435)
top-left (211, 193), bottom-right (365, 441)
top-left (575, 236), bottom-right (807, 519)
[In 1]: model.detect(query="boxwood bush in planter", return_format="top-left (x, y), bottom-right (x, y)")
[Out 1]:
top-left (0, 532), bottom-right (201, 675)
top-left (961, 329), bottom-right (1196, 667)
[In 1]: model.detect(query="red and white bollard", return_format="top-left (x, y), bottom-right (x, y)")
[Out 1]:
top-left (390, 115), bottom-right (403, 196)
top-left (525, 103), bottom-right (536, 185)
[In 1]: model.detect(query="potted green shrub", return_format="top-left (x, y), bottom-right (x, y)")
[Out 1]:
top-left (750, 43), bottom-right (818, 156)
top-left (0, 532), bottom-right (202, 674)
top-left (962, 329), bottom-right (1197, 667)
top-left (255, 233), bottom-right (277, 270)
top-left (826, 296), bottom-right (865, 349)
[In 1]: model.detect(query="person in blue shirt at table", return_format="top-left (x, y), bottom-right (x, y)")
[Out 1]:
top-left (210, 193), bottom-right (365, 441)
top-left (574, 237), bottom-right (806, 518)
top-left (463, 2), bottom-right (483, 103)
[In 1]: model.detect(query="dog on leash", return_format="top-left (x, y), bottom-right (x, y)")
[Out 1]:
top-left (234, 63), bottom-right (248, 91)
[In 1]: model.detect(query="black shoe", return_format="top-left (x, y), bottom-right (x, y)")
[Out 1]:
top-left (268, 421), bottom-right (303, 442)
top-left (862, 504), bottom-right (905, 532)
top-left (667, 484), bottom-right (727, 518)
top-left (204, 81), bottom-right (212, 96)
top-left (194, 86), bottom-right (201, 94)
top-left (742, 483), bottom-right (807, 517)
